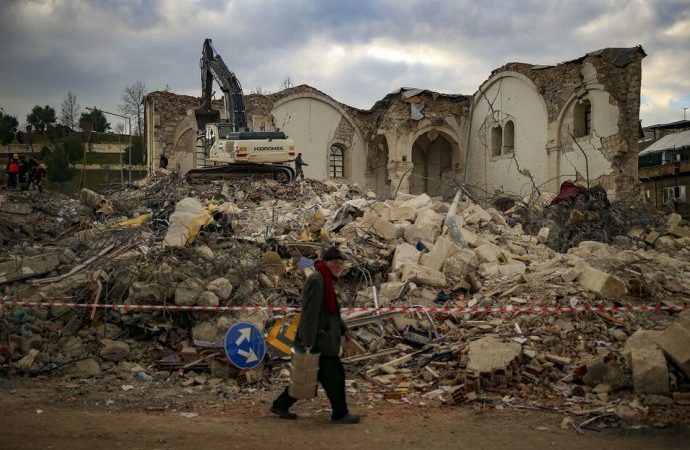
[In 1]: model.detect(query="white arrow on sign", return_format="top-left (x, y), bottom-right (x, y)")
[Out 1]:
top-left (237, 348), bottom-right (258, 363)
top-left (235, 327), bottom-right (252, 346)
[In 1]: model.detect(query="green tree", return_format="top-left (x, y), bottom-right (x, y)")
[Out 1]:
top-left (79, 109), bottom-right (110, 132)
top-left (47, 145), bottom-right (72, 182)
top-left (46, 124), bottom-right (71, 143)
top-left (26, 105), bottom-right (57, 132)
top-left (129, 139), bottom-right (146, 165)
top-left (62, 133), bottom-right (84, 163)
top-left (0, 111), bottom-right (19, 145)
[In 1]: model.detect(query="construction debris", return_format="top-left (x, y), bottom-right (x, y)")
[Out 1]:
top-left (1, 173), bottom-right (690, 427)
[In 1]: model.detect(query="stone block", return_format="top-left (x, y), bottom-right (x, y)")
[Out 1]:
top-left (400, 264), bottom-right (447, 288)
top-left (75, 358), bottom-right (102, 377)
top-left (423, 236), bottom-right (461, 272)
top-left (478, 262), bottom-right (499, 277)
top-left (577, 265), bottom-right (627, 299)
top-left (537, 227), bottom-right (550, 243)
top-left (498, 261), bottom-right (526, 276)
top-left (463, 204), bottom-right (492, 225)
top-left (580, 354), bottom-right (629, 389)
top-left (473, 243), bottom-right (502, 264)
top-left (667, 213), bottom-right (682, 227)
top-left (561, 268), bottom-right (581, 283)
top-left (442, 248), bottom-right (479, 279)
top-left (197, 291), bottom-right (220, 307)
top-left (0, 202), bottom-right (32, 214)
top-left (397, 193), bottom-right (431, 209)
top-left (655, 236), bottom-right (677, 252)
top-left (645, 230), bottom-right (660, 245)
top-left (207, 277), bottom-right (233, 301)
top-left (175, 278), bottom-right (204, 306)
top-left (391, 243), bottom-right (421, 273)
top-left (362, 211), bottom-right (397, 240)
top-left (656, 321), bottom-right (690, 378)
top-left (459, 227), bottom-right (486, 248)
top-left (128, 282), bottom-right (164, 304)
top-left (389, 206), bottom-right (417, 222)
top-left (467, 335), bottom-right (521, 374)
top-left (487, 208), bottom-right (507, 226)
top-left (404, 209), bottom-right (443, 244)
top-left (192, 321), bottom-right (219, 342)
top-left (100, 340), bottom-right (130, 362)
top-left (668, 225), bottom-right (690, 239)
top-left (379, 282), bottom-right (406, 301)
top-left (196, 245), bottom-right (215, 261)
top-left (0, 254), bottom-right (60, 284)
top-left (623, 330), bottom-right (669, 395)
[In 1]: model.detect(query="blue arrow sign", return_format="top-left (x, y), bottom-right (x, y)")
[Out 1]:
top-left (224, 322), bottom-right (266, 369)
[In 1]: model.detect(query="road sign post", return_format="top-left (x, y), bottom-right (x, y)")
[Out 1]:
top-left (224, 322), bottom-right (266, 369)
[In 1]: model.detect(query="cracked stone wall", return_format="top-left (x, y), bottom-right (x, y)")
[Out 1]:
top-left (467, 47), bottom-right (645, 199)
top-left (145, 47), bottom-right (643, 200)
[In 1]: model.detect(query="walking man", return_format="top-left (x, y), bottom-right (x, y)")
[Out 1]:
top-left (294, 152), bottom-right (308, 181)
top-left (271, 246), bottom-right (360, 424)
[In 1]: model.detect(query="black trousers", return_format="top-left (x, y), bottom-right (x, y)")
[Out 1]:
top-left (273, 354), bottom-right (349, 420)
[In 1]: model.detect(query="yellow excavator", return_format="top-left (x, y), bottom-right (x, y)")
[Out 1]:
top-left (186, 39), bottom-right (295, 183)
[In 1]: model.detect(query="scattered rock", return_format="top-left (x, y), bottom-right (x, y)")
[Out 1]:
top-left (100, 340), bottom-right (130, 362)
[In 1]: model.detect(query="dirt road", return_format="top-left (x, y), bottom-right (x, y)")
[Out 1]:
top-left (1, 384), bottom-right (688, 450)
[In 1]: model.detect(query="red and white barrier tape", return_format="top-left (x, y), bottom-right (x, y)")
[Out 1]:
top-left (1, 298), bottom-right (688, 315)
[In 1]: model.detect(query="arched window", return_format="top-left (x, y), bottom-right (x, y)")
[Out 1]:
top-left (329, 144), bottom-right (344, 178)
top-left (574, 99), bottom-right (592, 138)
top-left (503, 120), bottom-right (514, 155)
top-left (491, 125), bottom-right (502, 157)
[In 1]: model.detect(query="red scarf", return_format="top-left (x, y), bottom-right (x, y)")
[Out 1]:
top-left (315, 260), bottom-right (337, 315)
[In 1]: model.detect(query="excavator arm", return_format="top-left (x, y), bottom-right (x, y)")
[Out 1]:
top-left (195, 38), bottom-right (248, 132)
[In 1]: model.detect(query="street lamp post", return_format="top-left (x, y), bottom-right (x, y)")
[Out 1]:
top-left (86, 107), bottom-right (133, 184)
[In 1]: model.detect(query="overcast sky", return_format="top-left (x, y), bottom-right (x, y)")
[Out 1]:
top-left (1, 0), bottom-right (689, 131)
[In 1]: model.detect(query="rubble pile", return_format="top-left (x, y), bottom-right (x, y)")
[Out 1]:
top-left (1, 173), bottom-right (690, 427)
top-left (498, 182), bottom-right (664, 253)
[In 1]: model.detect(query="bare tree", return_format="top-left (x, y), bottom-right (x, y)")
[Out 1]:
top-left (114, 122), bottom-right (125, 134)
top-left (118, 80), bottom-right (147, 136)
top-left (60, 91), bottom-right (81, 129)
top-left (280, 74), bottom-right (294, 91)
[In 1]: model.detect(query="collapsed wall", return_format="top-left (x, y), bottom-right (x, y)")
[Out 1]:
top-left (145, 47), bottom-right (644, 201)
top-left (466, 47), bottom-right (645, 200)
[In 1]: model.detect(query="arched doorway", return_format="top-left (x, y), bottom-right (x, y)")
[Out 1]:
top-left (369, 135), bottom-right (389, 197)
top-left (410, 130), bottom-right (456, 196)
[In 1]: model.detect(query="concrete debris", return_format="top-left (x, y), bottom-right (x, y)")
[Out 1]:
top-left (1, 173), bottom-right (689, 426)
top-left (623, 330), bottom-right (669, 395)
top-left (656, 320), bottom-right (690, 378)
top-left (577, 265), bottom-right (627, 299)
top-left (467, 335), bottom-right (521, 374)
top-left (0, 254), bottom-right (60, 284)
top-left (100, 340), bottom-right (130, 362)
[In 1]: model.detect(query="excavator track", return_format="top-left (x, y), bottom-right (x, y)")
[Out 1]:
top-left (185, 163), bottom-right (295, 184)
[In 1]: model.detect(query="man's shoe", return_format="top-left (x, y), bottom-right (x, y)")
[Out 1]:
top-left (270, 407), bottom-right (297, 420)
top-left (331, 412), bottom-right (360, 424)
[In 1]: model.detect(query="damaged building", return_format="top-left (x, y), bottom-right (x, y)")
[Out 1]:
top-left (144, 46), bottom-right (645, 200)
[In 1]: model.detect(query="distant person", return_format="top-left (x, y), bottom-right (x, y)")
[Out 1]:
top-left (18, 154), bottom-right (29, 191)
top-left (29, 160), bottom-right (46, 193)
top-left (7, 154), bottom-right (19, 189)
top-left (294, 152), bottom-right (308, 181)
top-left (159, 153), bottom-right (169, 169)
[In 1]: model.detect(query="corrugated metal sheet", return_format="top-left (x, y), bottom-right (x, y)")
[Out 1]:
top-left (639, 130), bottom-right (690, 156)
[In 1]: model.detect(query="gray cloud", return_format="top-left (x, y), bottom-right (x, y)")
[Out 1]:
top-left (0, 0), bottom-right (688, 127)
